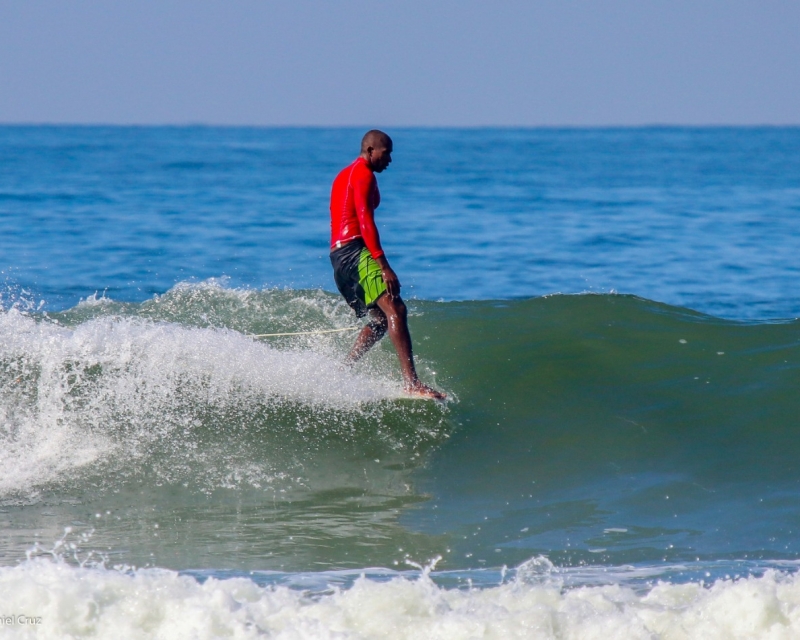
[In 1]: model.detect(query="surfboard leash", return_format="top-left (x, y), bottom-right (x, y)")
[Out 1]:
top-left (249, 327), bottom-right (361, 338)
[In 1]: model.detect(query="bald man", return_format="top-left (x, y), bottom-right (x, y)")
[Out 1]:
top-left (329, 130), bottom-right (445, 400)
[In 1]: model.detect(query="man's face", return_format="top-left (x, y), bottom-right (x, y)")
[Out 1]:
top-left (370, 143), bottom-right (392, 173)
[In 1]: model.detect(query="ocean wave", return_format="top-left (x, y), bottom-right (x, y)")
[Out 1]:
top-left (3, 284), bottom-right (800, 571)
top-left (0, 286), bottom-right (451, 497)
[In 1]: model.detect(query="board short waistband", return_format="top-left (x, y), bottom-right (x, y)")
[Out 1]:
top-left (331, 236), bottom-right (362, 251)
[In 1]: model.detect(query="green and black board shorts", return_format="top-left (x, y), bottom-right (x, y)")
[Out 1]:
top-left (330, 239), bottom-right (387, 318)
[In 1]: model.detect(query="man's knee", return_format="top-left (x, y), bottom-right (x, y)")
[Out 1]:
top-left (396, 298), bottom-right (408, 320)
top-left (384, 296), bottom-right (407, 321)
top-left (376, 292), bottom-right (408, 323)
top-left (367, 314), bottom-right (387, 339)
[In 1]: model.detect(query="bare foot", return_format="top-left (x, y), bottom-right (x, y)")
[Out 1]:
top-left (404, 381), bottom-right (446, 400)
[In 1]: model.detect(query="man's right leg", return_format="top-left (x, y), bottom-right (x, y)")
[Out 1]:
top-left (346, 308), bottom-right (387, 364)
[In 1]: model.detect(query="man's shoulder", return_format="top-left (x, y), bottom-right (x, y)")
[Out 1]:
top-left (334, 158), bottom-right (368, 181)
top-left (350, 158), bottom-right (375, 184)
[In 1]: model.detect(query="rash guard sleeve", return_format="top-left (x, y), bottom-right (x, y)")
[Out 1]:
top-left (352, 168), bottom-right (385, 260)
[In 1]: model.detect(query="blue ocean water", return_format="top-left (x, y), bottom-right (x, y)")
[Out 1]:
top-left (2, 126), bottom-right (799, 318)
top-left (1, 126), bottom-right (800, 638)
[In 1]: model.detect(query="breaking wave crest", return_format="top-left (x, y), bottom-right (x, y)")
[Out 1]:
top-left (0, 283), bottom-right (450, 498)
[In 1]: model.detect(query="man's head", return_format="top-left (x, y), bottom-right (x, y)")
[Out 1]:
top-left (360, 130), bottom-right (393, 173)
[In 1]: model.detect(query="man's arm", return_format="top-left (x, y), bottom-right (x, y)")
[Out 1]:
top-left (353, 172), bottom-right (385, 260)
top-left (353, 169), bottom-right (400, 297)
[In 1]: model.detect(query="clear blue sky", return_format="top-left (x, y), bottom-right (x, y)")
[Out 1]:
top-left (1, 1), bottom-right (798, 126)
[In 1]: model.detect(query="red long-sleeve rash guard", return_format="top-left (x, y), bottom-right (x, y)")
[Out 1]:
top-left (329, 157), bottom-right (385, 260)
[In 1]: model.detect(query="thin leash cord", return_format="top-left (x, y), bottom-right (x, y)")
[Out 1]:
top-left (249, 327), bottom-right (361, 338)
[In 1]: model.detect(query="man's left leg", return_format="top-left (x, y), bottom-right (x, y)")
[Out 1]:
top-left (374, 293), bottom-right (444, 399)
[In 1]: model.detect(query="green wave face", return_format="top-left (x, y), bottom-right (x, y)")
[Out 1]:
top-left (1, 286), bottom-right (799, 571)
top-left (408, 294), bottom-right (800, 568)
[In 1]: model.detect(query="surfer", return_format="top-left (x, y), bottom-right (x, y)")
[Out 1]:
top-left (329, 130), bottom-right (445, 400)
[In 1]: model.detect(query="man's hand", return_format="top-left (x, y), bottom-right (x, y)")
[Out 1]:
top-left (376, 256), bottom-right (401, 299)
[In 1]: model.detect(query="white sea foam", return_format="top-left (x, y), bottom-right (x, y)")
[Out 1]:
top-left (75, 292), bottom-right (114, 308)
top-left (2, 557), bottom-right (800, 639)
top-left (0, 307), bottom-right (401, 495)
